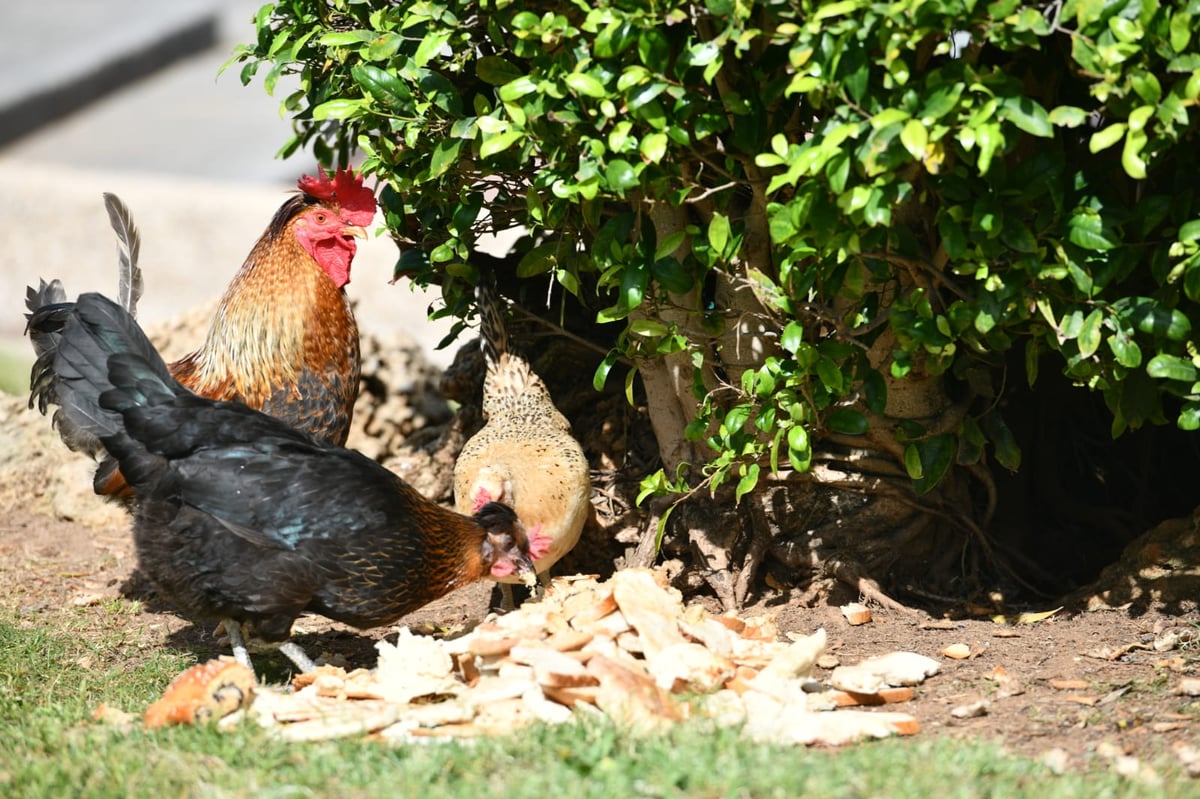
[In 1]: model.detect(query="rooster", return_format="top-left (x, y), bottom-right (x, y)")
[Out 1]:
top-left (27, 167), bottom-right (375, 501)
top-left (27, 292), bottom-right (536, 676)
top-left (453, 281), bottom-right (591, 608)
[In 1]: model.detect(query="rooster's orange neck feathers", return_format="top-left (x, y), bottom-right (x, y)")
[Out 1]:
top-left (176, 216), bottom-right (355, 406)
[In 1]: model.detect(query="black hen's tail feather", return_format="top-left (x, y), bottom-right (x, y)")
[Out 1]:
top-left (25, 279), bottom-right (67, 364)
top-left (25, 193), bottom-right (145, 458)
top-left (29, 293), bottom-right (178, 458)
top-left (26, 282), bottom-right (107, 456)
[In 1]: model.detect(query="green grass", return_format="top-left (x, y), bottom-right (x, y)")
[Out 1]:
top-left (0, 344), bottom-right (28, 397)
top-left (0, 613), bottom-right (1186, 799)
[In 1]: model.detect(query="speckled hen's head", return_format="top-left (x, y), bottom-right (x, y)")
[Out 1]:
top-left (292, 168), bottom-right (378, 288)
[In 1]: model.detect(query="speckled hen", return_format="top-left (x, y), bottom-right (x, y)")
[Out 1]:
top-left (453, 281), bottom-right (591, 607)
top-left (27, 293), bottom-right (535, 675)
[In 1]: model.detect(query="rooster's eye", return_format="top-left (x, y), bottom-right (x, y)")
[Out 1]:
top-left (314, 212), bottom-right (328, 223)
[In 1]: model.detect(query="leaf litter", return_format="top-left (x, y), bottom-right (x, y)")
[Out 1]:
top-left (143, 568), bottom-right (929, 746)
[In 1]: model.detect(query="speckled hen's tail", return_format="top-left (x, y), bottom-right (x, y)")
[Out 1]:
top-left (475, 279), bottom-right (510, 372)
top-left (473, 278), bottom-right (553, 415)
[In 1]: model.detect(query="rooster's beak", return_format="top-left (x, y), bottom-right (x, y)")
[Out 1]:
top-left (342, 225), bottom-right (368, 239)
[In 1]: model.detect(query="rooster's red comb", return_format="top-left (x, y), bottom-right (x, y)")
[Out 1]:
top-left (297, 167), bottom-right (377, 226)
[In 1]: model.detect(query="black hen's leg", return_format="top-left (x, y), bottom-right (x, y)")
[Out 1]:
top-left (277, 641), bottom-right (318, 674)
top-left (222, 619), bottom-right (255, 676)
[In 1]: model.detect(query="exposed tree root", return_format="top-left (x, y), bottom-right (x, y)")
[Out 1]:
top-left (827, 559), bottom-right (921, 616)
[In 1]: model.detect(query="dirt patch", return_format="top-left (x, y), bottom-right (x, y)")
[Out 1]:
top-left (2, 502), bottom-right (1198, 773)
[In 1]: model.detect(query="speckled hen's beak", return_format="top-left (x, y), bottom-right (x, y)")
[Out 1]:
top-left (341, 225), bottom-right (368, 239)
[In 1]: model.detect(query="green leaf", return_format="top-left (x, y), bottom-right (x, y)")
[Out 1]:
top-left (565, 72), bottom-right (607, 98)
top-left (352, 64), bottom-right (410, 107)
top-left (498, 76), bottom-right (538, 102)
top-left (517, 243), bottom-right (560, 277)
top-left (1184, 260), bottom-right (1200, 302)
top-left (920, 83), bottom-right (964, 122)
top-left (1130, 71), bottom-right (1162, 104)
top-left (998, 96), bottom-right (1052, 138)
top-left (319, 30), bottom-right (374, 47)
top-left (652, 258), bottom-right (693, 293)
top-left (786, 425), bottom-right (812, 472)
top-left (1178, 402), bottom-right (1200, 431)
top-left (640, 132), bottom-right (668, 163)
top-left (1147, 354), bottom-right (1198, 381)
top-left (655, 231), bottom-right (686, 260)
top-left (477, 56), bottom-right (522, 86)
top-left (1170, 11), bottom-right (1193, 53)
top-left (428, 138), bottom-right (461, 179)
top-left (708, 212), bottom-right (731, 258)
top-left (1047, 105), bottom-right (1087, 127)
top-left (781, 321), bottom-right (803, 354)
top-left (593, 351), bottom-right (620, 391)
top-left (620, 261), bottom-right (648, 311)
top-left (1107, 330), bottom-right (1142, 368)
top-left (735, 463), bottom-right (760, 504)
top-left (863, 368), bottom-right (887, 414)
top-left (816, 358), bottom-right (843, 393)
top-left (414, 30), bottom-right (451, 68)
top-left (368, 33), bottom-right (403, 61)
top-left (1067, 209), bottom-right (1117, 251)
top-left (974, 123), bottom-right (1002, 174)
top-left (1067, 263), bottom-right (1094, 295)
top-left (311, 98), bottom-right (365, 120)
top-left (1121, 106), bottom-right (1153, 179)
top-left (871, 108), bottom-right (911, 130)
top-left (1089, 123), bottom-right (1126, 153)
top-left (605, 159), bottom-right (639, 191)
top-left (903, 443), bottom-right (923, 479)
top-left (899, 119), bottom-right (928, 161)
top-left (1117, 297), bottom-right (1193, 340)
top-left (686, 41), bottom-right (721, 67)
top-left (480, 130), bottom-right (524, 159)
top-left (392, 247), bottom-right (428, 282)
top-left (912, 434), bottom-right (954, 494)
top-left (629, 319), bottom-right (668, 337)
top-left (723, 403), bottom-right (752, 434)
top-left (1077, 309), bottom-right (1103, 358)
top-left (826, 408), bottom-right (868, 435)
top-left (981, 411), bottom-right (1021, 471)
top-left (1025, 337), bottom-right (1040, 387)
top-left (815, 0), bottom-right (868, 20)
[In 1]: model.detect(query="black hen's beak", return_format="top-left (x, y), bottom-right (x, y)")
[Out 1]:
top-left (475, 501), bottom-right (537, 581)
top-left (514, 548), bottom-right (536, 576)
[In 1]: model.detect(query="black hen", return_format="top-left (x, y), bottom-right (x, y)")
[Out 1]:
top-left (27, 292), bottom-right (535, 675)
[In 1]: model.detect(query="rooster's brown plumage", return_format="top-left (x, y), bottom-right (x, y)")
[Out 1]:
top-left (27, 168), bottom-right (375, 501)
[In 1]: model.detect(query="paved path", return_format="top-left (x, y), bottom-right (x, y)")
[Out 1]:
top-left (0, 0), bottom-right (457, 387)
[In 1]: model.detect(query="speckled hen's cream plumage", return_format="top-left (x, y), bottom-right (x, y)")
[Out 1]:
top-left (453, 283), bottom-right (591, 594)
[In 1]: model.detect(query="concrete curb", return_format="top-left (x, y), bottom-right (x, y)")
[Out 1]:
top-left (0, 4), bottom-right (218, 146)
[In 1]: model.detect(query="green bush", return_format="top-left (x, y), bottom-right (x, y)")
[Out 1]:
top-left (231, 0), bottom-right (1200, 544)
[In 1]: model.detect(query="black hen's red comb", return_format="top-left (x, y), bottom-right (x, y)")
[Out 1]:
top-left (297, 167), bottom-right (376, 226)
